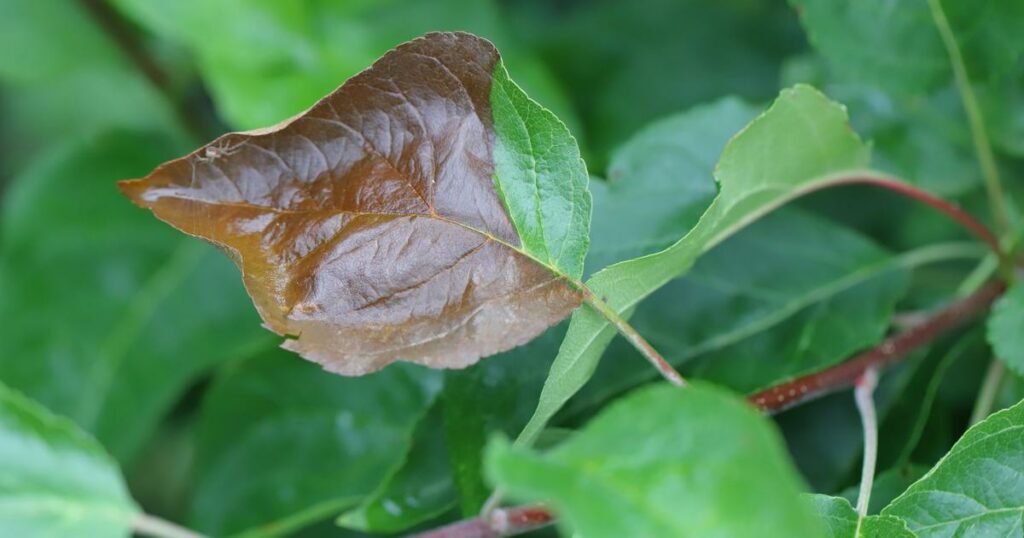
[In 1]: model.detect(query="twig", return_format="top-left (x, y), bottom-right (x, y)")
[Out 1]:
top-left (583, 290), bottom-right (686, 387)
top-left (408, 504), bottom-right (553, 538)
top-left (853, 368), bottom-right (879, 531)
top-left (749, 281), bottom-right (1004, 413)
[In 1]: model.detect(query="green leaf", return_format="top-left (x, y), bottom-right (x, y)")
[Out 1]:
top-left (190, 350), bottom-right (442, 536)
top-left (0, 382), bottom-right (138, 537)
top-left (570, 209), bottom-right (921, 413)
top-left (108, 0), bottom-right (577, 137)
top-left (0, 0), bottom-right (186, 171)
top-left (882, 397), bottom-right (1024, 536)
top-left (336, 402), bottom-right (455, 533)
top-left (987, 282), bottom-right (1024, 376)
top-left (807, 495), bottom-right (916, 537)
top-left (490, 59), bottom-right (591, 279)
top-left (488, 383), bottom-right (821, 538)
top-left (0, 132), bottom-right (271, 461)
top-left (792, 0), bottom-right (1024, 155)
top-left (586, 97), bottom-right (760, 272)
top-left (519, 85), bottom-right (871, 445)
top-left (840, 466), bottom-right (930, 517)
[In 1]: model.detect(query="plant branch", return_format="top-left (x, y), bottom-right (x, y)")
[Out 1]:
top-left (853, 368), bottom-right (879, 528)
top-left (133, 513), bottom-right (208, 538)
top-left (927, 0), bottom-right (1012, 237)
top-left (749, 280), bottom-right (1005, 413)
top-left (582, 290), bottom-right (686, 387)
top-left (826, 174), bottom-right (1006, 263)
top-left (409, 504), bottom-right (554, 538)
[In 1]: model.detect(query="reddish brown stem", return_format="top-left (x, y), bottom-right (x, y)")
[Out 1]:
top-left (827, 175), bottom-right (1006, 262)
top-left (749, 280), bottom-right (1005, 413)
top-left (408, 504), bottom-right (554, 538)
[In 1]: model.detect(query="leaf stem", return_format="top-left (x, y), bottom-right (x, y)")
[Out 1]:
top-left (927, 0), bottom-right (1012, 238)
top-left (854, 367), bottom-right (879, 528)
top-left (581, 290), bottom-right (686, 387)
top-left (749, 280), bottom-right (1005, 413)
top-left (826, 174), bottom-right (1006, 263)
top-left (133, 513), bottom-right (208, 538)
top-left (969, 358), bottom-right (1006, 425)
top-left (409, 503), bottom-right (554, 538)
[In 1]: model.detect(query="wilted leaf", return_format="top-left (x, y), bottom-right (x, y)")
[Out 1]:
top-left (120, 32), bottom-right (591, 375)
top-left (0, 382), bottom-right (138, 537)
top-left (488, 383), bottom-right (821, 538)
top-left (190, 350), bottom-right (443, 536)
top-left (806, 495), bottom-right (916, 537)
top-left (519, 85), bottom-right (870, 445)
top-left (987, 282), bottom-right (1024, 376)
top-left (882, 397), bottom-right (1024, 536)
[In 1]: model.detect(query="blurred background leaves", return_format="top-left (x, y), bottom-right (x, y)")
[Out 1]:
top-left (0, 0), bottom-right (1021, 536)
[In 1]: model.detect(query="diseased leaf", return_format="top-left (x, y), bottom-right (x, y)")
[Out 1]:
top-left (190, 350), bottom-right (442, 536)
top-left (0, 132), bottom-right (270, 462)
top-left (488, 383), bottom-right (821, 538)
top-left (519, 85), bottom-right (871, 445)
top-left (120, 32), bottom-right (591, 375)
top-left (0, 382), bottom-right (138, 537)
top-left (987, 282), bottom-right (1024, 376)
top-left (882, 397), bottom-right (1024, 536)
top-left (807, 495), bottom-right (916, 538)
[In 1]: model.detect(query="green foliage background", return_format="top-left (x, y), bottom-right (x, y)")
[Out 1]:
top-left (1, 0), bottom-right (1023, 537)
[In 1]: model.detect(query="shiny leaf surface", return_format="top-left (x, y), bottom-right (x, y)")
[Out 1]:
top-left (120, 32), bottom-right (590, 375)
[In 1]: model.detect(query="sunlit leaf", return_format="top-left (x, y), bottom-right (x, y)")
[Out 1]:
top-left (120, 32), bottom-right (590, 375)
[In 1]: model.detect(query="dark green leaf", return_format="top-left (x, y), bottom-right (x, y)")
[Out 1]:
top-left (190, 350), bottom-right (442, 536)
top-left (0, 132), bottom-right (270, 461)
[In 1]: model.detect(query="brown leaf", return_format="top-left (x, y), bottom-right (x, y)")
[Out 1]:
top-left (119, 32), bottom-right (581, 375)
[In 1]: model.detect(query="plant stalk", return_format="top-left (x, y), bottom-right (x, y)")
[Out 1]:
top-left (927, 0), bottom-right (1012, 238)
top-left (409, 504), bottom-right (554, 538)
top-left (854, 367), bottom-right (879, 529)
top-left (582, 290), bottom-right (686, 387)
